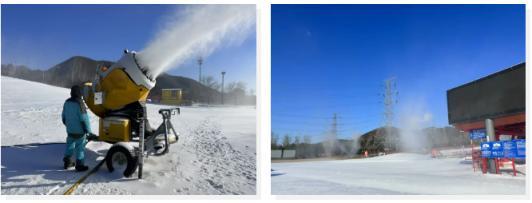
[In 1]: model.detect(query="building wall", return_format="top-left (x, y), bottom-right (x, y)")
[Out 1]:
top-left (447, 63), bottom-right (525, 125)
top-left (447, 63), bottom-right (526, 142)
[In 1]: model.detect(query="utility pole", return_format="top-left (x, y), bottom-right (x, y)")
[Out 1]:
top-left (197, 57), bottom-right (203, 84)
top-left (221, 71), bottom-right (226, 105)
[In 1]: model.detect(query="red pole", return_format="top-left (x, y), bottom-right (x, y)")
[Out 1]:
top-left (471, 140), bottom-right (475, 172)
top-left (512, 158), bottom-right (516, 176)
top-left (482, 158), bottom-right (487, 174)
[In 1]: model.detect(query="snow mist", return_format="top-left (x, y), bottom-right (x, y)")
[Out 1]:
top-left (396, 99), bottom-right (433, 153)
top-left (138, 5), bottom-right (255, 78)
top-left (322, 131), bottom-right (337, 157)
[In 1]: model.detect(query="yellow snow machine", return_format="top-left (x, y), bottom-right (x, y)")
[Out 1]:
top-left (82, 49), bottom-right (180, 178)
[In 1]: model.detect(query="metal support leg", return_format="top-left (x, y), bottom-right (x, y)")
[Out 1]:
top-left (482, 158), bottom-right (487, 174)
top-left (495, 158), bottom-right (499, 174)
top-left (162, 118), bottom-right (170, 154)
top-left (138, 107), bottom-right (145, 179)
top-left (512, 158), bottom-right (517, 176)
top-left (485, 119), bottom-right (497, 174)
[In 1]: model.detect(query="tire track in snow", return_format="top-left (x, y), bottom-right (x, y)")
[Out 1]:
top-left (61, 118), bottom-right (255, 195)
top-left (186, 119), bottom-right (256, 194)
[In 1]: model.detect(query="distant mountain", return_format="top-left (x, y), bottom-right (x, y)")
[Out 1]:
top-left (151, 73), bottom-right (221, 104)
top-left (1, 56), bottom-right (255, 105)
top-left (358, 127), bottom-right (401, 154)
top-left (2, 56), bottom-right (114, 88)
top-left (357, 126), bottom-right (468, 154)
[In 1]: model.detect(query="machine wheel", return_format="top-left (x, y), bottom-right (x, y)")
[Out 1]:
top-left (106, 144), bottom-right (138, 177)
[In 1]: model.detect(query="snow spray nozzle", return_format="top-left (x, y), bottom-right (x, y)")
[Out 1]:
top-left (101, 49), bottom-right (156, 90)
top-left (124, 49), bottom-right (155, 82)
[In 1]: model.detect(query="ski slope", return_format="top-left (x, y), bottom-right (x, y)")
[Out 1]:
top-left (272, 153), bottom-right (526, 195)
top-left (1, 76), bottom-right (256, 195)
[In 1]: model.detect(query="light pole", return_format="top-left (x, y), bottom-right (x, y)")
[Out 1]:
top-left (221, 71), bottom-right (226, 105)
top-left (197, 57), bottom-right (203, 84)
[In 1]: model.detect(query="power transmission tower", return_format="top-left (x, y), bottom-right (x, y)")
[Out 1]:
top-left (382, 77), bottom-right (398, 152)
top-left (331, 113), bottom-right (338, 140)
top-left (382, 77), bottom-right (398, 127)
top-left (325, 113), bottom-right (338, 156)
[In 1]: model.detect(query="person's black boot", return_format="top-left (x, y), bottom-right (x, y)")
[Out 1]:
top-left (63, 157), bottom-right (74, 169)
top-left (75, 160), bottom-right (89, 172)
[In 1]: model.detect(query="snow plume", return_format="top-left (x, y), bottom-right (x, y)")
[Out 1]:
top-left (396, 98), bottom-right (433, 153)
top-left (322, 131), bottom-right (337, 157)
top-left (350, 133), bottom-right (362, 155)
top-left (138, 5), bottom-right (255, 78)
top-left (322, 131), bottom-right (361, 157)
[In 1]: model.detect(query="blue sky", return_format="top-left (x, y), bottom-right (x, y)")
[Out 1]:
top-left (272, 4), bottom-right (525, 142)
top-left (1, 4), bottom-right (256, 91)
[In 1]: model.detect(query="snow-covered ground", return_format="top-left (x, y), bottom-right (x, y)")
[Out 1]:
top-left (1, 76), bottom-right (256, 195)
top-left (272, 153), bottom-right (526, 195)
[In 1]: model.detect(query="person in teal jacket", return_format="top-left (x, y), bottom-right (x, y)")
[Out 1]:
top-left (62, 85), bottom-right (91, 171)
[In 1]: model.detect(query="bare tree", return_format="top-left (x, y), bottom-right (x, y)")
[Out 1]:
top-left (294, 135), bottom-right (301, 145)
top-left (202, 76), bottom-right (220, 104)
top-left (282, 134), bottom-right (292, 148)
top-left (203, 76), bottom-right (220, 90)
top-left (249, 88), bottom-right (255, 96)
top-left (226, 81), bottom-right (247, 105)
top-left (271, 132), bottom-right (279, 149)
top-left (303, 135), bottom-right (312, 144)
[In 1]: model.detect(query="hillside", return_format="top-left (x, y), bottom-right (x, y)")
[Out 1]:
top-left (272, 125), bottom-right (468, 159)
top-left (1, 56), bottom-right (113, 88)
top-left (1, 56), bottom-right (255, 105)
top-left (358, 126), bottom-right (469, 154)
top-left (358, 127), bottom-right (401, 154)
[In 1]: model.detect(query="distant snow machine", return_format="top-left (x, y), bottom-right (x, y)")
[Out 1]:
top-left (81, 49), bottom-right (180, 178)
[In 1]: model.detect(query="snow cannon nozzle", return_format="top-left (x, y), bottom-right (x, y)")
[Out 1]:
top-left (124, 50), bottom-right (155, 82)
top-left (99, 50), bottom-right (156, 91)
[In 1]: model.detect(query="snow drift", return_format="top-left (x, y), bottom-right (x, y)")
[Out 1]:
top-left (272, 153), bottom-right (525, 195)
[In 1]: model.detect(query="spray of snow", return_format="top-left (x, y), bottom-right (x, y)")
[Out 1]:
top-left (396, 98), bottom-right (433, 152)
top-left (322, 131), bottom-right (361, 157)
top-left (350, 133), bottom-right (362, 155)
top-left (322, 131), bottom-right (337, 157)
top-left (137, 5), bottom-right (255, 78)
